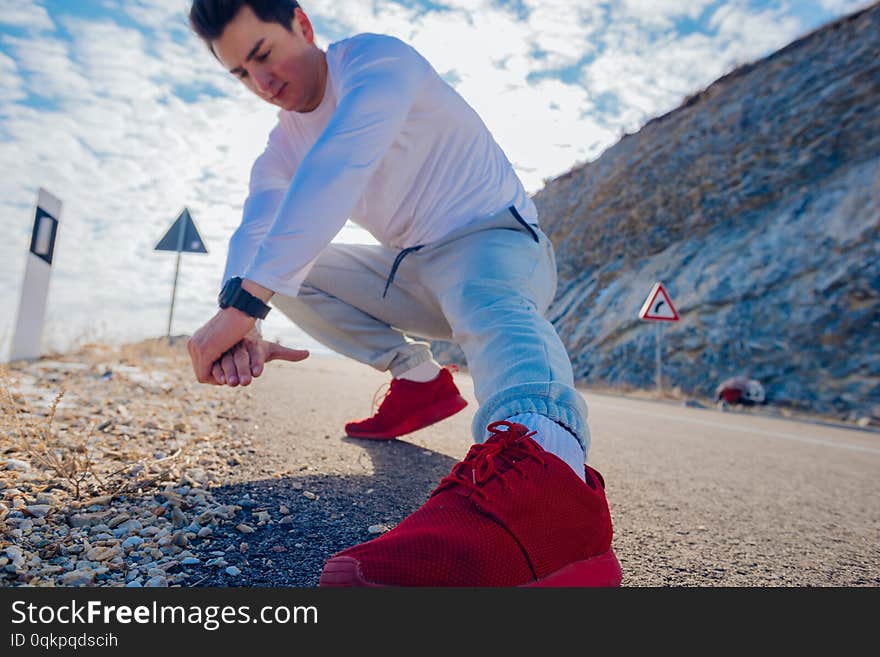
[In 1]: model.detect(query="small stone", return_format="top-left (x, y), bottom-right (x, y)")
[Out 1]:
top-left (271, 545), bottom-right (287, 553)
top-left (144, 576), bottom-right (168, 587)
top-left (279, 516), bottom-right (295, 525)
top-left (126, 580), bottom-right (142, 587)
top-left (181, 557), bottom-right (201, 566)
top-left (5, 549), bottom-right (25, 569)
top-left (239, 542), bottom-right (248, 554)
top-left (35, 492), bottom-right (58, 505)
top-left (85, 547), bottom-right (116, 562)
top-left (113, 519), bottom-right (143, 537)
top-left (69, 511), bottom-right (112, 528)
top-left (225, 566), bottom-right (241, 576)
top-left (170, 506), bottom-right (187, 529)
top-left (108, 513), bottom-right (130, 528)
top-left (83, 495), bottom-right (113, 507)
top-left (236, 523), bottom-right (255, 534)
top-left (279, 505), bottom-right (290, 515)
top-left (122, 536), bottom-right (143, 550)
top-left (3, 459), bottom-right (31, 472)
top-left (61, 570), bottom-right (95, 586)
top-left (25, 505), bottom-right (51, 518)
top-left (197, 526), bottom-right (213, 538)
top-left (368, 524), bottom-right (390, 534)
top-left (253, 511), bottom-right (270, 523)
top-left (302, 491), bottom-right (317, 500)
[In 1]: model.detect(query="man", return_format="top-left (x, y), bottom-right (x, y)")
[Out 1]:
top-left (187, 0), bottom-right (620, 587)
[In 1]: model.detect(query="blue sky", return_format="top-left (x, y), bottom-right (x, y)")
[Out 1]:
top-left (0, 0), bottom-right (870, 356)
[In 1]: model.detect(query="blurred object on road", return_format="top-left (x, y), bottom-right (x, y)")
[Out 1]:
top-left (715, 376), bottom-right (766, 407)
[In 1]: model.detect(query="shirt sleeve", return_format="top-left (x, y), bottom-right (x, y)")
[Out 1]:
top-left (243, 35), bottom-right (431, 297)
top-left (221, 123), bottom-right (296, 287)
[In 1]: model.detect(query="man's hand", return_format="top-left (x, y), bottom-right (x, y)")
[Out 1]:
top-left (187, 308), bottom-right (258, 384)
top-left (211, 330), bottom-right (309, 386)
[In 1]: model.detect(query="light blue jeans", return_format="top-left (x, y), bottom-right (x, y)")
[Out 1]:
top-left (271, 206), bottom-right (590, 453)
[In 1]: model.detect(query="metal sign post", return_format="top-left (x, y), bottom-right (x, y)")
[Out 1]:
top-left (655, 323), bottom-right (663, 394)
top-left (638, 282), bottom-right (680, 394)
top-left (155, 208), bottom-right (208, 337)
top-left (9, 188), bottom-right (62, 361)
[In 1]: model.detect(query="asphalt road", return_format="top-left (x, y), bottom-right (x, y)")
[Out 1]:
top-left (213, 354), bottom-right (879, 587)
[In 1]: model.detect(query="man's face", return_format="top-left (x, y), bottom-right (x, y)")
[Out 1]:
top-left (212, 5), bottom-right (325, 112)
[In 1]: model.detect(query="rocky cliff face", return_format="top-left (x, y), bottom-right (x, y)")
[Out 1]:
top-left (530, 4), bottom-right (880, 419)
top-left (429, 5), bottom-right (879, 420)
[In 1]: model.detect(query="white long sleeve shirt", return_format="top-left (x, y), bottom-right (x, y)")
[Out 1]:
top-left (223, 32), bottom-right (538, 297)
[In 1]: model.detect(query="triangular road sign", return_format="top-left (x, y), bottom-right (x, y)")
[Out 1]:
top-left (155, 208), bottom-right (208, 253)
top-left (639, 282), bottom-right (679, 322)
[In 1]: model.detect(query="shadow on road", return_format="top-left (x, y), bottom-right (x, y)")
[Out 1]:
top-left (184, 436), bottom-right (459, 587)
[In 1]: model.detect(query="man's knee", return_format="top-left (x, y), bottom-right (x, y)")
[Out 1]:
top-left (440, 280), bottom-right (538, 325)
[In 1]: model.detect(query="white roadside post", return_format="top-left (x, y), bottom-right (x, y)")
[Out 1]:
top-left (9, 188), bottom-right (62, 361)
top-left (155, 207), bottom-right (208, 338)
top-left (638, 282), bottom-right (680, 394)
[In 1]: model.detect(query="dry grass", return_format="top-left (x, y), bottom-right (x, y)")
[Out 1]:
top-left (0, 384), bottom-right (97, 500)
top-left (0, 336), bottom-right (219, 506)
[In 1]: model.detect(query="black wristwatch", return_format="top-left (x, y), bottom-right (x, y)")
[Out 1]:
top-left (218, 276), bottom-right (271, 320)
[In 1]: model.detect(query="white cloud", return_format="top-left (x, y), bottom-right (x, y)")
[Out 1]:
top-left (0, 49), bottom-right (25, 102)
top-left (619, 0), bottom-right (715, 27)
top-left (1, 34), bottom-right (93, 102)
top-left (817, 0), bottom-right (872, 14)
top-left (0, 0), bottom-right (54, 32)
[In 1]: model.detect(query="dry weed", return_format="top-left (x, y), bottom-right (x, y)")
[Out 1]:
top-left (1, 379), bottom-right (99, 500)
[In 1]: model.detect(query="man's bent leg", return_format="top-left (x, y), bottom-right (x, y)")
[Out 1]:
top-left (272, 243), bottom-right (467, 439)
top-left (425, 225), bottom-right (591, 457)
top-left (270, 243), bottom-right (453, 377)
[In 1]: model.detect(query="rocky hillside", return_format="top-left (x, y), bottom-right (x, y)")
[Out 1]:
top-left (530, 4), bottom-right (880, 420)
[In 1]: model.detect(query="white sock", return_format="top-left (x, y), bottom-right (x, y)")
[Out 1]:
top-left (506, 413), bottom-right (586, 482)
top-left (397, 358), bottom-right (442, 383)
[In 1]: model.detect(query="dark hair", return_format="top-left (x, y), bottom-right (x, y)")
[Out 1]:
top-left (189, 0), bottom-right (301, 44)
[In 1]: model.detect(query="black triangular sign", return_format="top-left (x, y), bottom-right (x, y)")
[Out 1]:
top-left (155, 208), bottom-right (208, 253)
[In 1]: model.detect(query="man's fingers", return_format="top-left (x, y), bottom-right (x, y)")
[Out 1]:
top-left (266, 344), bottom-right (310, 363)
top-left (245, 340), bottom-right (264, 378)
top-left (221, 351), bottom-right (238, 386)
top-left (233, 345), bottom-right (252, 386)
top-left (211, 362), bottom-right (225, 385)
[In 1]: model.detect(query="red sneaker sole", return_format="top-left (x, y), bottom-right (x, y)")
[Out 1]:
top-left (523, 548), bottom-right (622, 587)
top-left (345, 395), bottom-right (469, 440)
top-left (319, 548), bottom-right (622, 587)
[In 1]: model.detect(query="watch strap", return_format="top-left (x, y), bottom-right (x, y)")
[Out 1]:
top-left (234, 289), bottom-right (271, 320)
top-left (220, 277), bottom-right (271, 319)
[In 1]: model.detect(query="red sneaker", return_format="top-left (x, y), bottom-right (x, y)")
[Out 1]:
top-left (320, 421), bottom-right (621, 587)
top-left (344, 367), bottom-right (468, 440)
